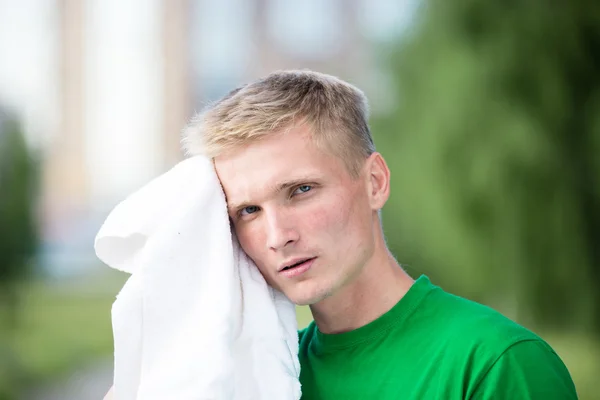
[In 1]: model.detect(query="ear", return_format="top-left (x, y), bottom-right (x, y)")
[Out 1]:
top-left (364, 152), bottom-right (391, 211)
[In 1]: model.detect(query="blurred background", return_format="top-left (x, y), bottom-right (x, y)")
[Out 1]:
top-left (0, 0), bottom-right (598, 399)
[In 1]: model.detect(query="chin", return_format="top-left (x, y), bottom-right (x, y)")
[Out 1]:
top-left (283, 282), bottom-right (332, 306)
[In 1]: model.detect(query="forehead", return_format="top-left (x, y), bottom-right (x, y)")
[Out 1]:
top-left (213, 126), bottom-right (348, 204)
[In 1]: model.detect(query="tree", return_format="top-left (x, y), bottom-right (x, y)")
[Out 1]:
top-left (0, 113), bottom-right (38, 326)
top-left (374, 1), bottom-right (600, 333)
top-left (0, 112), bottom-right (38, 400)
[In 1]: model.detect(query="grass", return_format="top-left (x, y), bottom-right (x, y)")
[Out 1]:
top-left (2, 273), bottom-right (124, 390)
top-left (13, 287), bottom-right (115, 382)
top-left (0, 270), bottom-right (127, 400)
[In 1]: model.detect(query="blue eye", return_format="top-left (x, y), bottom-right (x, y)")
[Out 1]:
top-left (294, 185), bottom-right (312, 195)
top-left (240, 206), bottom-right (259, 216)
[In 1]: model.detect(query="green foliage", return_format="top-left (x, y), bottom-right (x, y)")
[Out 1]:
top-left (0, 114), bottom-right (40, 399)
top-left (374, 1), bottom-right (600, 332)
top-left (0, 115), bottom-right (39, 293)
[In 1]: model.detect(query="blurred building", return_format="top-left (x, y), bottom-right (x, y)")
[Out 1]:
top-left (0, 0), bottom-right (416, 276)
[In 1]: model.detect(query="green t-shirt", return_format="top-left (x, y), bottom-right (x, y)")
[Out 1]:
top-left (298, 275), bottom-right (577, 399)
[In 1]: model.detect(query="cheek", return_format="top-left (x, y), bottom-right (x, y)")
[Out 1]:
top-left (234, 224), bottom-right (266, 263)
top-left (312, 190), bottom-right (373, 255)
top-left (306, 193), bottom-right (358, 240)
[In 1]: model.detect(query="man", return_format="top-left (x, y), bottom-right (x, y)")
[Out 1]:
top-left (106, 70), bottom-right (578, 399)
top-left (188, 70), bottom-right (577, 399)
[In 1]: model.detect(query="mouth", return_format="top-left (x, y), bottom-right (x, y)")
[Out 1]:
top-left (279, 257), bottom-right (316, 277)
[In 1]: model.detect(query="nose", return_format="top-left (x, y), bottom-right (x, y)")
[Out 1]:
top-left (264, 208), bottom-right (299, 251)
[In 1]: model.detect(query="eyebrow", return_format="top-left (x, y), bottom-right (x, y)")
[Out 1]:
top-left (227, 176), bottom-right (321, 214)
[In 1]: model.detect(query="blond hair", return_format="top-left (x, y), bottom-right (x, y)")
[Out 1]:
top-left (181, 70), bottom-right (375, 177)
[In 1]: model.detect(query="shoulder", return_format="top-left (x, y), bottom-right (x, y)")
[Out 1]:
top-left (422, 283), bottom-right (541, 351)
top-left (469, 339), bottom-right (577, 399)
top-left (411, 276), bottom-right (540, 350)
top-left (419, 284), bottom-right (576, 397)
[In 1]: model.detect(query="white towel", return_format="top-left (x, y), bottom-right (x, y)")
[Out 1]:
top-left (94, 156), bottom-right (301, 400)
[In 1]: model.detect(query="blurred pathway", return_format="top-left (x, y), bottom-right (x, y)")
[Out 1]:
top-left (23, 359), bottom-right (113, 400)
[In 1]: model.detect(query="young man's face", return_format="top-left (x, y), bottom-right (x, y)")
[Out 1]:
top-left (214, 125), bottom-right (378, 305)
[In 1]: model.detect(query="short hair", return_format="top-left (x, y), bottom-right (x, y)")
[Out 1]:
top-left (181, 70), bottom-right (376, 177)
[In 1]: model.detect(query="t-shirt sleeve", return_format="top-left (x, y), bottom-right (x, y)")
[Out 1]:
top-left (470, 339), bottom-right (578, 399)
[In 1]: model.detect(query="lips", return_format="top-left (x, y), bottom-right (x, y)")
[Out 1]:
top-left (278, 257), bottom-right (317, 279)
top-left (280, 257), bottom-right (316, 272)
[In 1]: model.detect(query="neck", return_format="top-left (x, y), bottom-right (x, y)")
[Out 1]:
top-left (309, 229), bottom-right (414, 334)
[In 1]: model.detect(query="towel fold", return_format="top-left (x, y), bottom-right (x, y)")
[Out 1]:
top-left (94, 156), bottom-right (301, 399)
